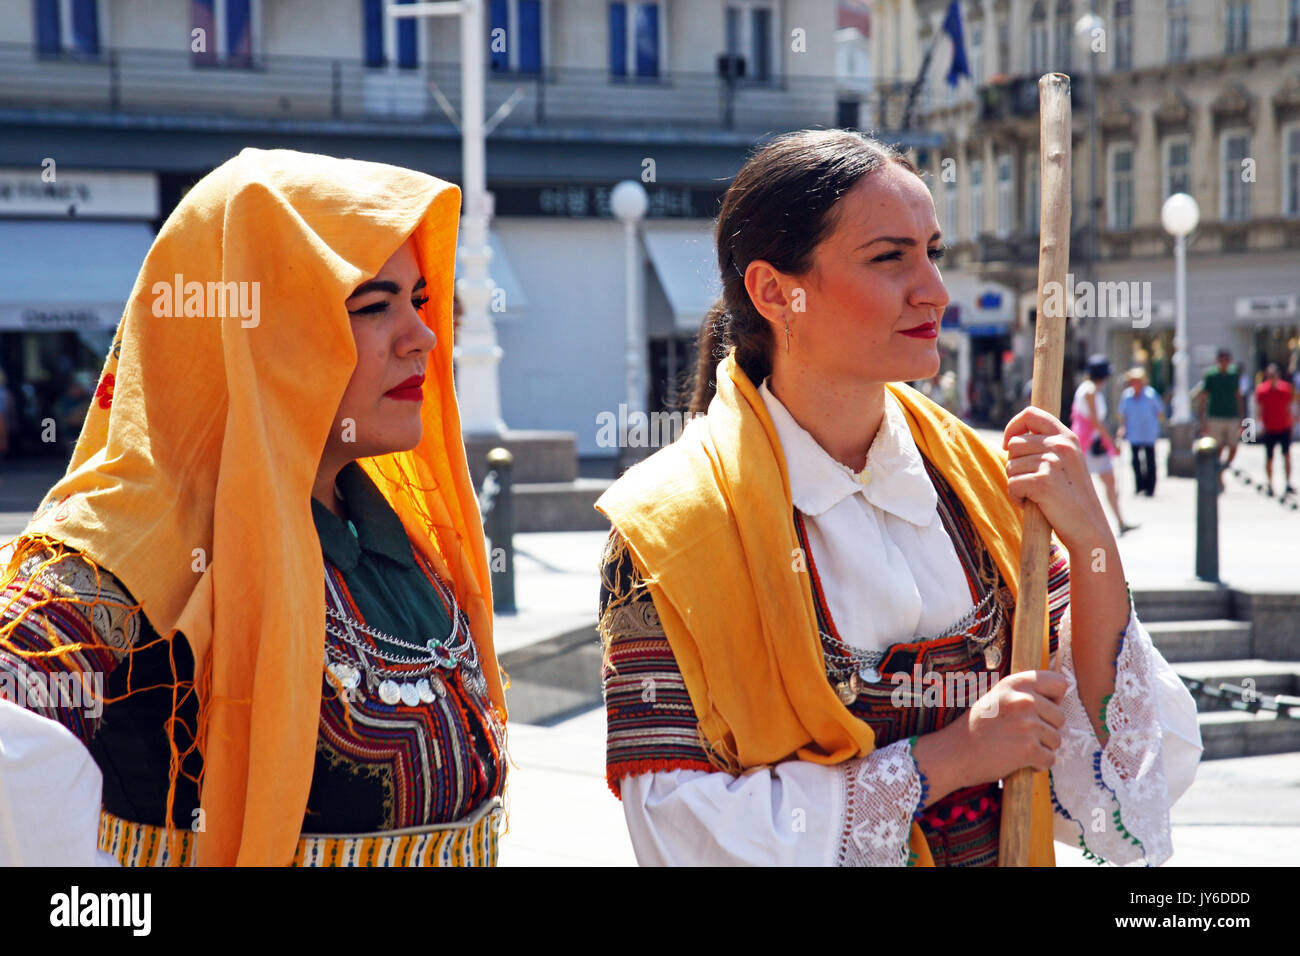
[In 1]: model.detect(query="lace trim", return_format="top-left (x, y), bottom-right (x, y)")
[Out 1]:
top-left (1050, 604), bottom-right (1173, 866)
top-left (836, 739), bottom-right (922, 867)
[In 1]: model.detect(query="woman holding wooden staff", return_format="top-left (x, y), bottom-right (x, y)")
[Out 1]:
top-left (596, 127), bottom-right (1202, 866)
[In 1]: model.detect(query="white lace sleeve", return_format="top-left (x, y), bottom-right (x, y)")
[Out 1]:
top-left (1049, 603), bottom-right (1200, 866)
top-left (617, 739), bottom-right (923, 866)
top-left (837, 738), bottom-right (924, 867)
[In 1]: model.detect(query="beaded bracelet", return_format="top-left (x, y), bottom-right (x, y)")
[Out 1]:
top-left (907, 734), bottom-right (930, 819)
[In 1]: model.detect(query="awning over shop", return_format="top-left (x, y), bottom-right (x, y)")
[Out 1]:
top-left (456, 230), bottom-right (529, 317)
top-left (0, 220), bottom-right (155, 332)
top-left (642, 225), bottom-right (720, 334)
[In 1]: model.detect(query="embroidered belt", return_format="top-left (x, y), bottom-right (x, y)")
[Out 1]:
top-left (97, 795), bottom-right (503, 867)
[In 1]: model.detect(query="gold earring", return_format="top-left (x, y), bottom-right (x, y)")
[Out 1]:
top-left (784, 319), bottom-right (791, 354)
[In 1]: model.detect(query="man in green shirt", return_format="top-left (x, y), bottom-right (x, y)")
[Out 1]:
top-left (1197, 349), bottom-right (1245, 488)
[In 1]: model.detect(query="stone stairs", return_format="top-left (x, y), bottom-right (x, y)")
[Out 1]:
top-left (463, 430), bottom-right (611, 533)
top-left (1135, 588), bottom-right (1300, 760)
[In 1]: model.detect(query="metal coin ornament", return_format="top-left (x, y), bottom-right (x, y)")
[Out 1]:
top-left (323, 566), bottom-right (481, 707)
top-left (378, 680), bottom-right (402, 705)
top-left (416, 678), bottom-right (436, 703)
top-left (328, 661), bottom-right (361, 691)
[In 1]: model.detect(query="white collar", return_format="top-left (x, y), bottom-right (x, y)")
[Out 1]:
top-left (759, 379), bottom-right (938, 526)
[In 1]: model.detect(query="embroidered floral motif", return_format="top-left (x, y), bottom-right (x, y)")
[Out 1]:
top-left (837, 739), bottom-right (922, 867)
top-left (95, 373), bottom-right (115, 409)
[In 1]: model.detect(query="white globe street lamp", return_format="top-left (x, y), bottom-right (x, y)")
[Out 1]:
top-left (1162, 192), bottom-right (1200, 426)
top-left (612, 181), bottom-right (649, 462)
top-left (1074, 12), bottom-right (1104, 51)
top-left (1162, 191), bottom-right (1200, 478)
top-left (1074, 11), bottom-right (1105, 360)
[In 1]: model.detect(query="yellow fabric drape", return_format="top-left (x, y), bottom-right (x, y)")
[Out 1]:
top-left (596, 351), bottom-right (1055, 866)
top-left (1, 148), bottom-right (504, 865)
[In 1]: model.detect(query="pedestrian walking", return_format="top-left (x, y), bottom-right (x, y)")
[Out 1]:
top-left (1197, 349), bottom-right (1245, 491)
top-left (1070, 355), bottom-right (1137, 534)
top-left (1117, 367), bottom-right (1163, 497)
top-left (1253, 363), bottom-right (1297, 497)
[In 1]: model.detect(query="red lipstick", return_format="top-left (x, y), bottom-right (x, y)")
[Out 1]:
top-left (900, 321), bottom-right (938, 339)
top-left (385, 374), bottom-right (424, 401)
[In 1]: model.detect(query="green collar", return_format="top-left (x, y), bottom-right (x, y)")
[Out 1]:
top-left (311, 460), bottom-right (416, 573)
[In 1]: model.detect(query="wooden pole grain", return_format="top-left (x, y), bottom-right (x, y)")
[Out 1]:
top-left (997, 73), bottom-right (1072, 867)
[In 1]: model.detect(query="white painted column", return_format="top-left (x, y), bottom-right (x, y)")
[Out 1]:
top-left (454, 0), bottom-right (505, 434)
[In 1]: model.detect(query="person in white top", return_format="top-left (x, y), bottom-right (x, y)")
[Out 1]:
top-left (596, 129), bottom-right (1202, 867)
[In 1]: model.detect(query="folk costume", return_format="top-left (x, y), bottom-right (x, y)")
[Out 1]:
top-left (0, 149), bottom-right (506, 866)
top-left (597, 352), bottom-right (1202, 866)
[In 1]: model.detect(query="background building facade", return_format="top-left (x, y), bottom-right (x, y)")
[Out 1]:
top-left (3, 0), bottom-right (940, 465)
top-left (872, 0), bottom-right (1300, 425)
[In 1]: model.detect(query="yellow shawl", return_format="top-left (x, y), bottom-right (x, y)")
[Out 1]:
top-left (0, 148), bottom-right (504, 865)
top-left (596, 351), bottom-right (1055, 866)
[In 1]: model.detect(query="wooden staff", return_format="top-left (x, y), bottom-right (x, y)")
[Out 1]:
top-left (998, 73), bottom-right (1072, 867)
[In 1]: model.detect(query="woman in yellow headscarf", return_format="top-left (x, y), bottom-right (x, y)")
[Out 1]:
top-left (0, 148), bottom-right (506, 866)
top-left (597, 130), bottom-right (1202, 867)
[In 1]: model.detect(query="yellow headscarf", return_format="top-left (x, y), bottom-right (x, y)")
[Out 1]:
top-left (0, 148), bottom-right (504, 865)
top-left (596, 351), bottom-right (1055, 866)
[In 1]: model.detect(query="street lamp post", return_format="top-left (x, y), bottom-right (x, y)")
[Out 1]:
top-left (611, 180), bottom-right (648, 468)
top-left (387, 0), bottom-right (504, 435)
top-left (1075, 9), bottom-right (1104, 361)
top-left (1162, 191), bottom-right (1200, 477)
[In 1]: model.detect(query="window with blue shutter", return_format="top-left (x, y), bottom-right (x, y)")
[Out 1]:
top-left (610, 2), bottom-right (660, 78)
top-left (633, 3), bottom-right (658, 77)
top-left (35, 0), bottom-right (61, 54)
top-left (396, 0), bottom-right (417, 68)
top-left (489, 0), bottom-right (509, 71)
top-left (192, 0), bottom-right (216, 62)
top-left (70, 0), bottom-right (99, 55)
top-left (609, 2), bottom-right (627, 76)
top-left (491, 0), bottom-right (542, 74)
top-left (226, 0), bottom-right (250, 63)
top-left (363, 0), bottom-right (384, 66)
top-left (517, 0), bottom-right (541, 74)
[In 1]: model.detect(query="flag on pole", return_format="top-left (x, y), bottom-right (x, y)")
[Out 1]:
top-left (943, 0), bottom-right (970, 87)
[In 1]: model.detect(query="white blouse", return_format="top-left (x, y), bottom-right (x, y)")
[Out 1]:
top-left (618, 381), bottom-right (1203, 866)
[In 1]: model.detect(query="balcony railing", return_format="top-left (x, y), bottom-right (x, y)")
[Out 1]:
top-left (978, 74), bottom-right (1082, 123)
top-left (0, 42), bottom-right (849, 133)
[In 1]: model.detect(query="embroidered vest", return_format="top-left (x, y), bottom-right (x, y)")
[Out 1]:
top-left (795, 457), bottom-right (1019, 867)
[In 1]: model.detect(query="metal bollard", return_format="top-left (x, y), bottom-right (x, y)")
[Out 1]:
top-left (484, 447), bottom-right (516, 613)
top-left (1194, 436), bottom-right (1219, 583)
